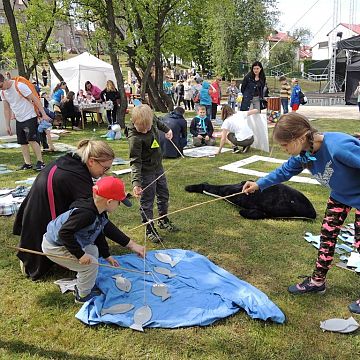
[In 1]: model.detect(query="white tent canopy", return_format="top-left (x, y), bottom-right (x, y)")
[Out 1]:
top-left (50, 52), bottom-right (117, 94)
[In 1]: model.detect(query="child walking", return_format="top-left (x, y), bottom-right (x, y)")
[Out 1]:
top-left (243, 113), bottom-right (360, 313)
top-left (42, 176), bottom-right (145, 303)
top-left (290, 78), bottom-right (302, 112)
top-left (125, 104), bottom-right (179, 243)
top-left (279, 76), bottom-right (291, 114)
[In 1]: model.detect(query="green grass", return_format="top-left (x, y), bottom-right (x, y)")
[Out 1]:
top-left (1, 119), bottom-right (360, 359)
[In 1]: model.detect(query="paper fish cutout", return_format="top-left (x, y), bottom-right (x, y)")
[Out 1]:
top-left (154, 266), bottom-right (176, 278)
top-left (129, 305), bottom-right (152, 332)
top-left (151, 283), bottom-right (171, 301)
top-left (101, 303), bottom-right (134, 316)
top-left (112, 274), bottom-right (132, 292)
top-left (155, 252), bottom-right (180, 267)
top-left (320, 316), bottom-right (359, 333)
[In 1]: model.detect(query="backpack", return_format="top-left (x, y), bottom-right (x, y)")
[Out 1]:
top-left (2, 76), bottom-right (41, 116)
top-left (299, 90), bottom-right (307, 105)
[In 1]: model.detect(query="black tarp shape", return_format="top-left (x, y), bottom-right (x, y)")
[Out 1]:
top-left (345, 60), bottom-right (360, 105)
top-left (338, 35), bottom-right (360, 52)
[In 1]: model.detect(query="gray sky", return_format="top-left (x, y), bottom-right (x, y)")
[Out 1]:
top-left (276, 0), bottom-right (360, 45)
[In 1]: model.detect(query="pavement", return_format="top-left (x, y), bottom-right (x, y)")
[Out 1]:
top-left (294, 105), bottom-right (360, 120)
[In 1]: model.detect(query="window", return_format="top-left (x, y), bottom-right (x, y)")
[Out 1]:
top-left (0, 17), bottom-right (5, 24)
top-left (75, 36), bottom-right (81, 45)
top-left (318, 41), bottom-right (328, 49)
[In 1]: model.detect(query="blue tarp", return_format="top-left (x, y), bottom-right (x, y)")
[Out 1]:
top-left (76, 249), bottom-right (285, 328)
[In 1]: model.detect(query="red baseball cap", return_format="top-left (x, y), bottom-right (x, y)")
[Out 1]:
top-left (93, 176), bottom-right (132, 207)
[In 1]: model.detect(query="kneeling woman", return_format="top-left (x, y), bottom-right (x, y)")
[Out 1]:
top-left (217, 105), bottom-right (257, 154)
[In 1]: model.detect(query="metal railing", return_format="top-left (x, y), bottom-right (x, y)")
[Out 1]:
top-left (301, 72), bottom-right (328, 81)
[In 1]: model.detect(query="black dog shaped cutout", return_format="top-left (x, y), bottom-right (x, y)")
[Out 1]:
top-left (185, 181), bottom-right (316, 220)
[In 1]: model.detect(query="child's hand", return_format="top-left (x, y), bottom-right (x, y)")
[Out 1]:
top-left (197, 135), bottom-right (203, 139)
top-left (133, 186), bottom-right (143, 198)
top-left (242, 181), bottom-right (259, 195)
top-left (165, 129), bottom-right (173, 140)
top-left (106, 256), bottom-right (120, 267)
top-left (205, 135), bottom-right (209, 141)
top-left (79, 253), bottom-right (94, 265)
top-left (126, 240), bottom-right (145, 258)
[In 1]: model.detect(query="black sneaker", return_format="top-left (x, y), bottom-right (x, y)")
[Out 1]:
top-left (35, 161), bottom-right (45, 171)
top-left (288, 276), bottom-right (326, 295)
top-left (74, 285), bottom-right (99, 304)
top-left (146, 224), bottom-right (163, 243)
top-left (157, 217), bottom-right (179, 232)
top-left (242, 145), bottom-right (250, 153)
top-left (18, 163), bottom-right (33, 170)
top-left (232, 146), bottom-right (240, 154)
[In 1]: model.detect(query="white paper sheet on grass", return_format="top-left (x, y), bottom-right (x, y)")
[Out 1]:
top-left (112, 168), bottom-right (132, 175)
top-left (247, 113), bottom-right (269, 153)
top-left (219, 155), bottom-right (320, 185)
top-left (183, 146), bottom-right (231, 158)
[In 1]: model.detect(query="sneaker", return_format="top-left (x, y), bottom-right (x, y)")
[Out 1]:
top-left (288, 276), bottom-right (326, 295)
top-left (348, 299), bottom-right (360, 314)
top-left (35, 161), bottom-right (46, 171)
top-left (157, 217), bottom-right (179, 232)
top-left (74, 285), bottom-right (99, 304)
top-left (146, 224), bottom-right (163, 243)
top-left (232, 146), bottom-right (240, 154)
top-left (242, 145), bottom-right (250, 153)
top-left (18, 163), bottom-right (33, 170)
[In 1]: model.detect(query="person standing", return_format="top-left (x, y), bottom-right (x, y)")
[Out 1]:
top-left (354, 80), bottom-right (360, 112)
top-left (100, 80), bottom-right (120, 128)
top-left (279, 76), bottom-right (291, 114)
top-left (183, 79), bottom-right (194, 110)
top-left (125, 104), bottom-right (178, 243)
top-left (240, 61), bottom-right (267, 112)
top-left (210, 76), bottom-right (222, 120)
top-left (42, 68), bottom-right (48, 87)
top-left (0, 73), bottom-right (49, 171)
top-left (290, 78), bottom-right (302, 112)
top-left (226, 80), bottom-right (239, 110)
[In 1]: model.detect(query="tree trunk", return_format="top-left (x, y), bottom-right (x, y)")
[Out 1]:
top-left (3, 0), bottom-right (26, 76)
top-left (105, 0), bottom-right (127, 127)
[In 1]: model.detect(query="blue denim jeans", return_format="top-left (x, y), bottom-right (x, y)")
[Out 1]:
top-left (281, 98), bottom-right (289, 114)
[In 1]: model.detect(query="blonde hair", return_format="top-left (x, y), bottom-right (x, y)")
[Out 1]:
top-left (106, 80), bottom-right (116, 92)
top-left (131, 104), bottom-right (153, 128)
top-left (76, 139), bottom-right (115, 163)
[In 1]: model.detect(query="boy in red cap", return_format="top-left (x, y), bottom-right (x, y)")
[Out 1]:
top-left (42, 176), bottom-right (145, 303)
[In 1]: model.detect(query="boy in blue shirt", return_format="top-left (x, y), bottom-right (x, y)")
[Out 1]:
top-left (42, 176), bottom-right (145, 303)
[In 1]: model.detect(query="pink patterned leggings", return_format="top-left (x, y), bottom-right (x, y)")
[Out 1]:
top-left (312, 197), bottom-right (360, 282)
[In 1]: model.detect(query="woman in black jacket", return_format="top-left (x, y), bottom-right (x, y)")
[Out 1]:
top-left (13, 139), bottom-right (115, 280)
top-left (240, 61), bottom-right (267, 112)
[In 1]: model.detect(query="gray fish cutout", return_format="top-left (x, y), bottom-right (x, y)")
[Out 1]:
top-left (101, 303), bottom-right (134, 316)
top-left (155, 252), bottom-right (180, 267)
top-left (320, 316), bottom-right (359, 333)
top-left (112, 274), bottom-right (132, 292)
top-left (151, 283), bottom-right (171, 301)
top-left (129, 305), bottom-right (152, 332)
top-left (153, 266), bottom-right (176, 278)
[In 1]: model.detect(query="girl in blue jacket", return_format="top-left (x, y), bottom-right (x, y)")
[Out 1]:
top-left (243, 113), bottom-right (360, 314)
top-left (290, 78), bottom-right (301, 112)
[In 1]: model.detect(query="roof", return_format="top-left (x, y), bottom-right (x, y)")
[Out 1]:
top-left (340, 23), bottom-right (360, 35)
top-left (268, 31), bottom-right (293, 42)
top-left (299, 45), bottom-right (312, 59)
top-left (54, 52), bottom-right (113, 70)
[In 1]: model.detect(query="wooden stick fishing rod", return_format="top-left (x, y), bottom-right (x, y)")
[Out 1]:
top-left (129, 190), bottom-right (245, 232)
top-left (9, 246), bottom-right (150, 275)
